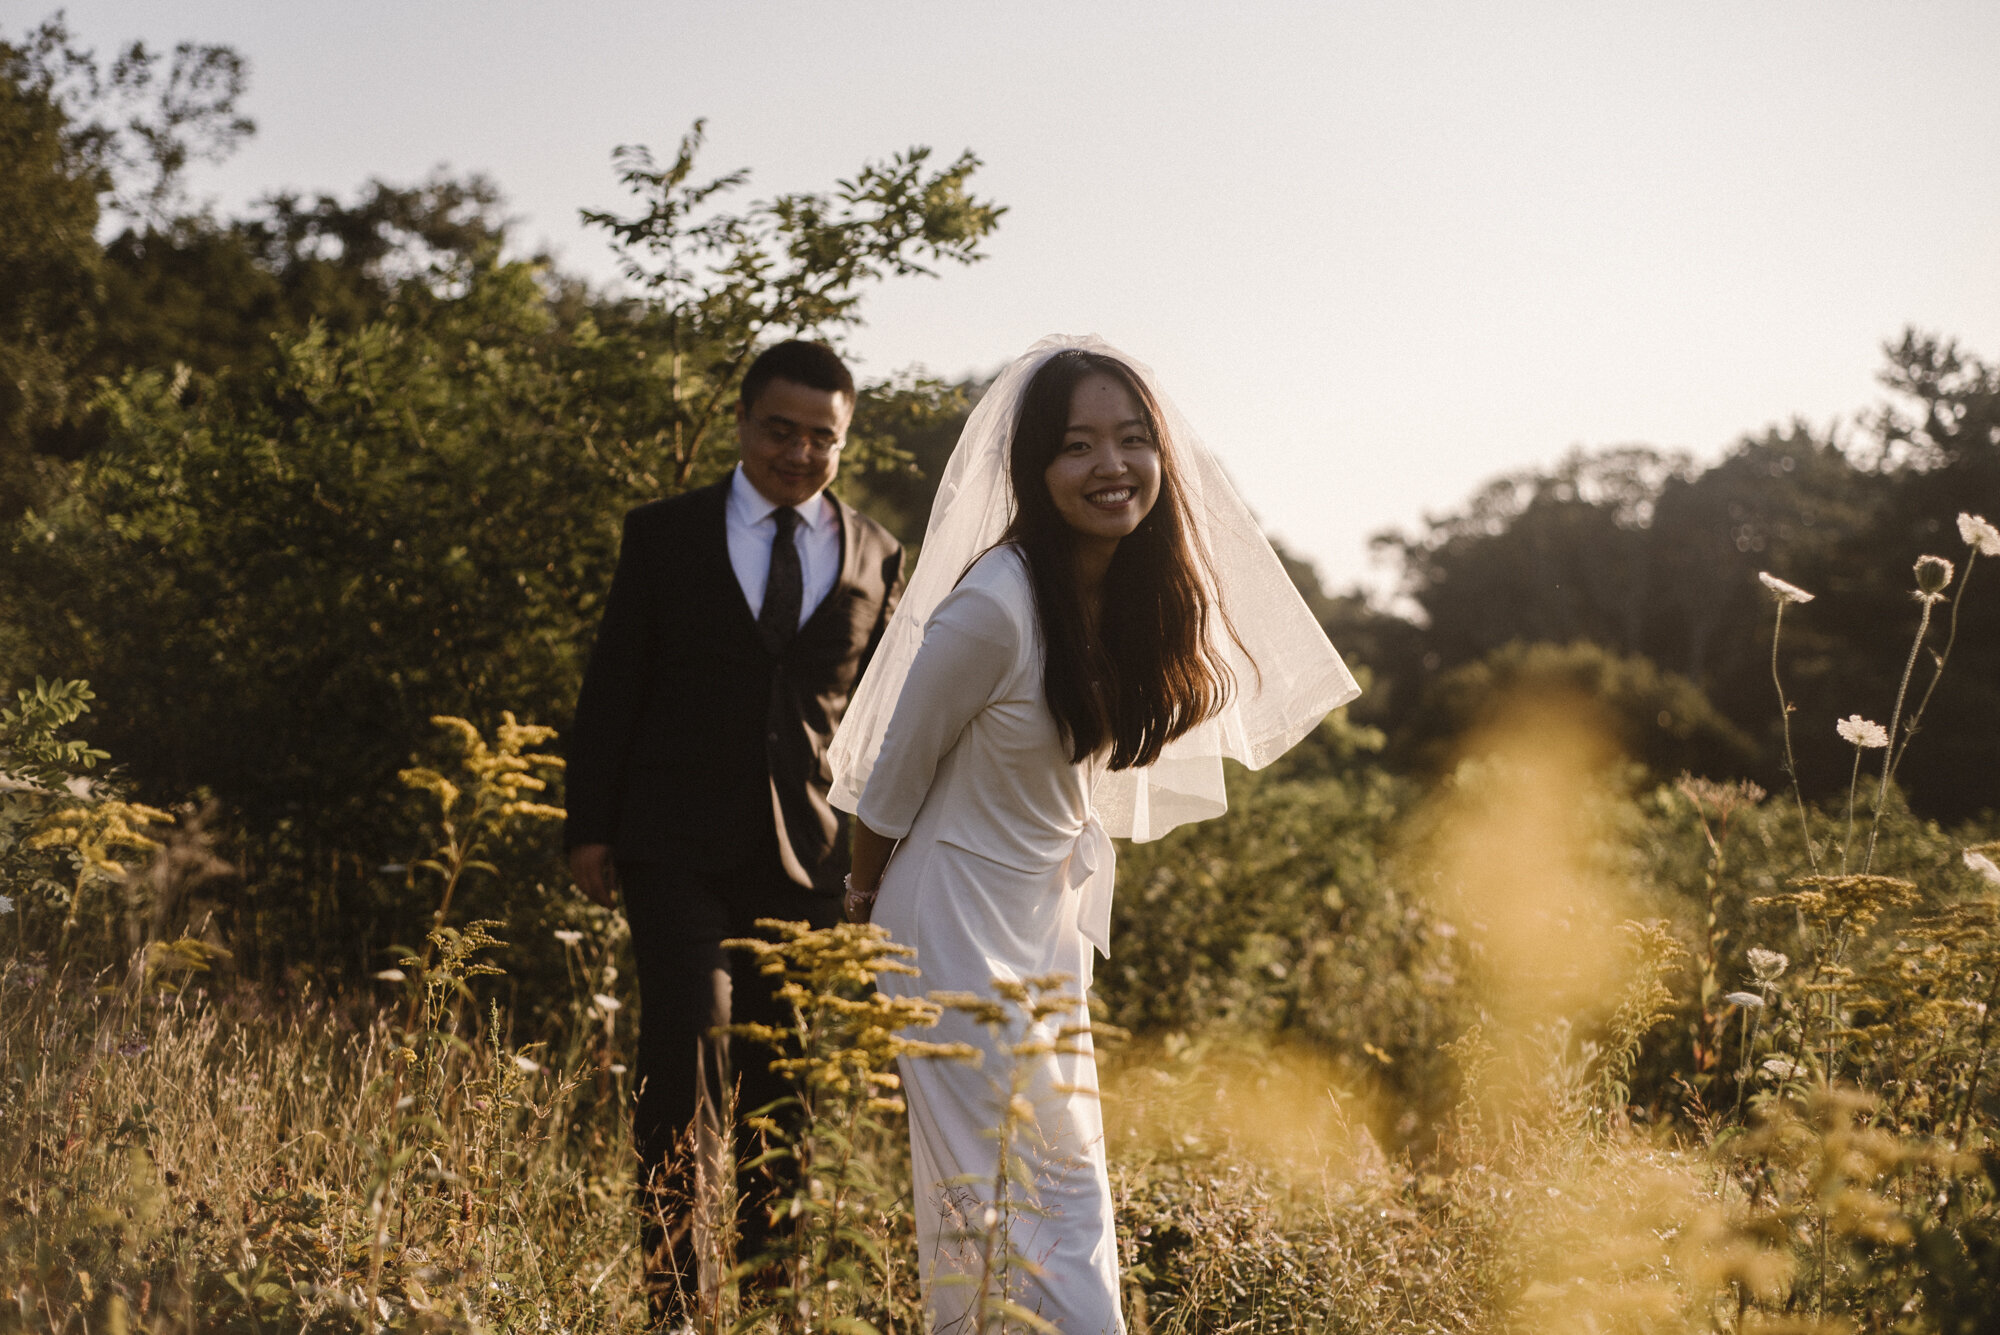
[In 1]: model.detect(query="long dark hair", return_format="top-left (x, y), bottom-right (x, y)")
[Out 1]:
top-left (1000, 349), bottom-right (1236, 769)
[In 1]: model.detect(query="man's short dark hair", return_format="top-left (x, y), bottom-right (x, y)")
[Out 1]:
top-left (740, 340), bottom-right (855, 412)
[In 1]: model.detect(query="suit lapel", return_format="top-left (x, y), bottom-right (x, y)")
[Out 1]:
top-left (691, 480), bottom-right (763, 644)
top-left (829, 493), bottom-right (862, 594)
top-left (797, 493), bottom-right (865, 638)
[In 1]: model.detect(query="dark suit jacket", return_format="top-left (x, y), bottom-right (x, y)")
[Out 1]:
top-left (563, 480), bottom-right (904, 891)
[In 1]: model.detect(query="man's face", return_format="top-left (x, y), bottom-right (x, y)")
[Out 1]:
top-left (736, 377), bottom-right (854, 508)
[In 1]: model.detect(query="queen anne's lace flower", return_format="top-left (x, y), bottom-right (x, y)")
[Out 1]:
top-left (1960, 513), bottom-right (2000, 557)
top-left (1723, 991), bottom-right (1765, 1009)
top-left (1746, 948), bottom-right (1788, 981)
top-left (1758, 571), bottom-right (1814, 603)
top-left (1915, 554), bottom-right (1955, 596)
top-left (1837, 714), bottom-right (1889, 748)
top-left (1965, 850), bottom-right (2000, 887)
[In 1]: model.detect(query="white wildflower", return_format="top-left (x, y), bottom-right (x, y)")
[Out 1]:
top-left (373, 968), bottom-right (407, 982)
top-left (1746, 948), bottom-right (1789, 981)
top-left (1761, 1056), bottom-right (1805, 1080)
top-left (1758, 572), bottom-right (1815, 604)
top-left (1837, 714), bottom-right (1889, 749)
top-left (63, 775), bottom-right (94, 798)
top-left (1959, 513), bottom-right (2000, 557)
top-left (1914, 554), bottom-right (1954, 596)
top-left (552, 929), bottom-right (584, 946)
top-left (512, 1053), bottom-right (542, 1074)
top-left (1964, 850), bottom-right (2000, 887)
top-left (1723, 991), bottom-right (1765, 1010)
top-left (592, 993), bottom-right (622, 1014)
top-left (610, 1063), bottom-right (628, 1076)
top-left (0, 894), bottom-right (13, 916)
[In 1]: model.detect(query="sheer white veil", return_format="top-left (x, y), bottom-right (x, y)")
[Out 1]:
top-left (829, 333), bottom-right (1360, 843)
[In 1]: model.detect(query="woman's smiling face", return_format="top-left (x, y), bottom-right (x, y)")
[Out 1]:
top-left (1042, 371), bottom-right (1162, 549)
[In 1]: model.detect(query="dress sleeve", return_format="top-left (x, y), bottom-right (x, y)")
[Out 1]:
top-left (854, 580), bottom-right (1018, 839)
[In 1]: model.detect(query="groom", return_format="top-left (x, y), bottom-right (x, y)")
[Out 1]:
top-left (564, 340), bottom-right (905, 1314)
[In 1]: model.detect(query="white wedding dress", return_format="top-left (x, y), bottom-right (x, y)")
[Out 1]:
top-left (830, 333), bottom-right (1363, 1333)
top-left (856, 544), bottom-right (1125, 1335)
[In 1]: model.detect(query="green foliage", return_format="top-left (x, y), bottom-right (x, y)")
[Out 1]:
top-left (0, 675), bottom-right (187, 969)
top-left (0, 25), bottom-right (105, 511)
top-left (6, 283), bottom-right (629, 875)
top-left (578, 120), bottom-right (1003, 489)
top-left (0, 675), bottom-right (107, 786)
top-left (1371, 336), bottom-right (2000, 821)
top-left (0, 12), bottom-right (255, 506)
top-left (1102, 757), bottom-right (1469, 1144)
top-left (838, 369), bottom-right (984, 550)
top-left (1407, 638), bottom-right (1755, 781)
top-left (1, 13), bottom-right (251, 225)
top-left (0, 78), bottom-right (1003, 983)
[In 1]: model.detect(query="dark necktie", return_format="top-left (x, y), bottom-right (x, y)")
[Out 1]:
top-left (758, 506), bottom-right (803, 654)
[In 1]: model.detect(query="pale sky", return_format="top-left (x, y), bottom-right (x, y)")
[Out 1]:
top-left (51, 1), bottom-right (2000, 596)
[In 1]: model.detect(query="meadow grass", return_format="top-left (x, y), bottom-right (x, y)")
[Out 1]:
top-left (6, 521), bottom-right (2000, 1332)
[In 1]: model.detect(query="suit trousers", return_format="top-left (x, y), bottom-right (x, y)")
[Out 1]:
top-left (617, 858), bottom-right (839, 1312)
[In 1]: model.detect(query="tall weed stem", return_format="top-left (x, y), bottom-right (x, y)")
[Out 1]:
top-left (1865, 596), bottom-right (1937, 873)
top-left (1769, 600), bottom-right (1819, 872)
top-left (1841, 746), bottom-right (1864, 874)
top-left (1888, 550), bottom-right (1977, 791)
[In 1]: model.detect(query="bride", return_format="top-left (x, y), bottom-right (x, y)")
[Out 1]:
top-left (829, 336), bottom-right (1355, 1332)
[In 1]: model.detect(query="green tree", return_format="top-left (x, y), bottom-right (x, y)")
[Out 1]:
top-left (1373, 333), bottom-right (1998, 818)
top-left (0, 24), bottom-right (105, 511)
top-left (0, 13), bottom-right (252, 505)
top-left (3, 129), bottom-right (1002, 975)
top-left (85, 176), bottom-right (515, 407)
top-left (578, 121), bottom-right (1003, 487)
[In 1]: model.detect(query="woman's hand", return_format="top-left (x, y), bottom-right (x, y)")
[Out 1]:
top-left (842, 874), bottom-right (878, 923)
top-left (845, 820), bottom-right (897, 923)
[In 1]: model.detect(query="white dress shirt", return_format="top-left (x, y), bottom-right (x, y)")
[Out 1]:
top-left (726, 464), bottom-right (842, 629)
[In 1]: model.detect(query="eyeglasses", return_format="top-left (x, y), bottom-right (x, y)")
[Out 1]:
top-left (753, 414), bottom-right (845, 457)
